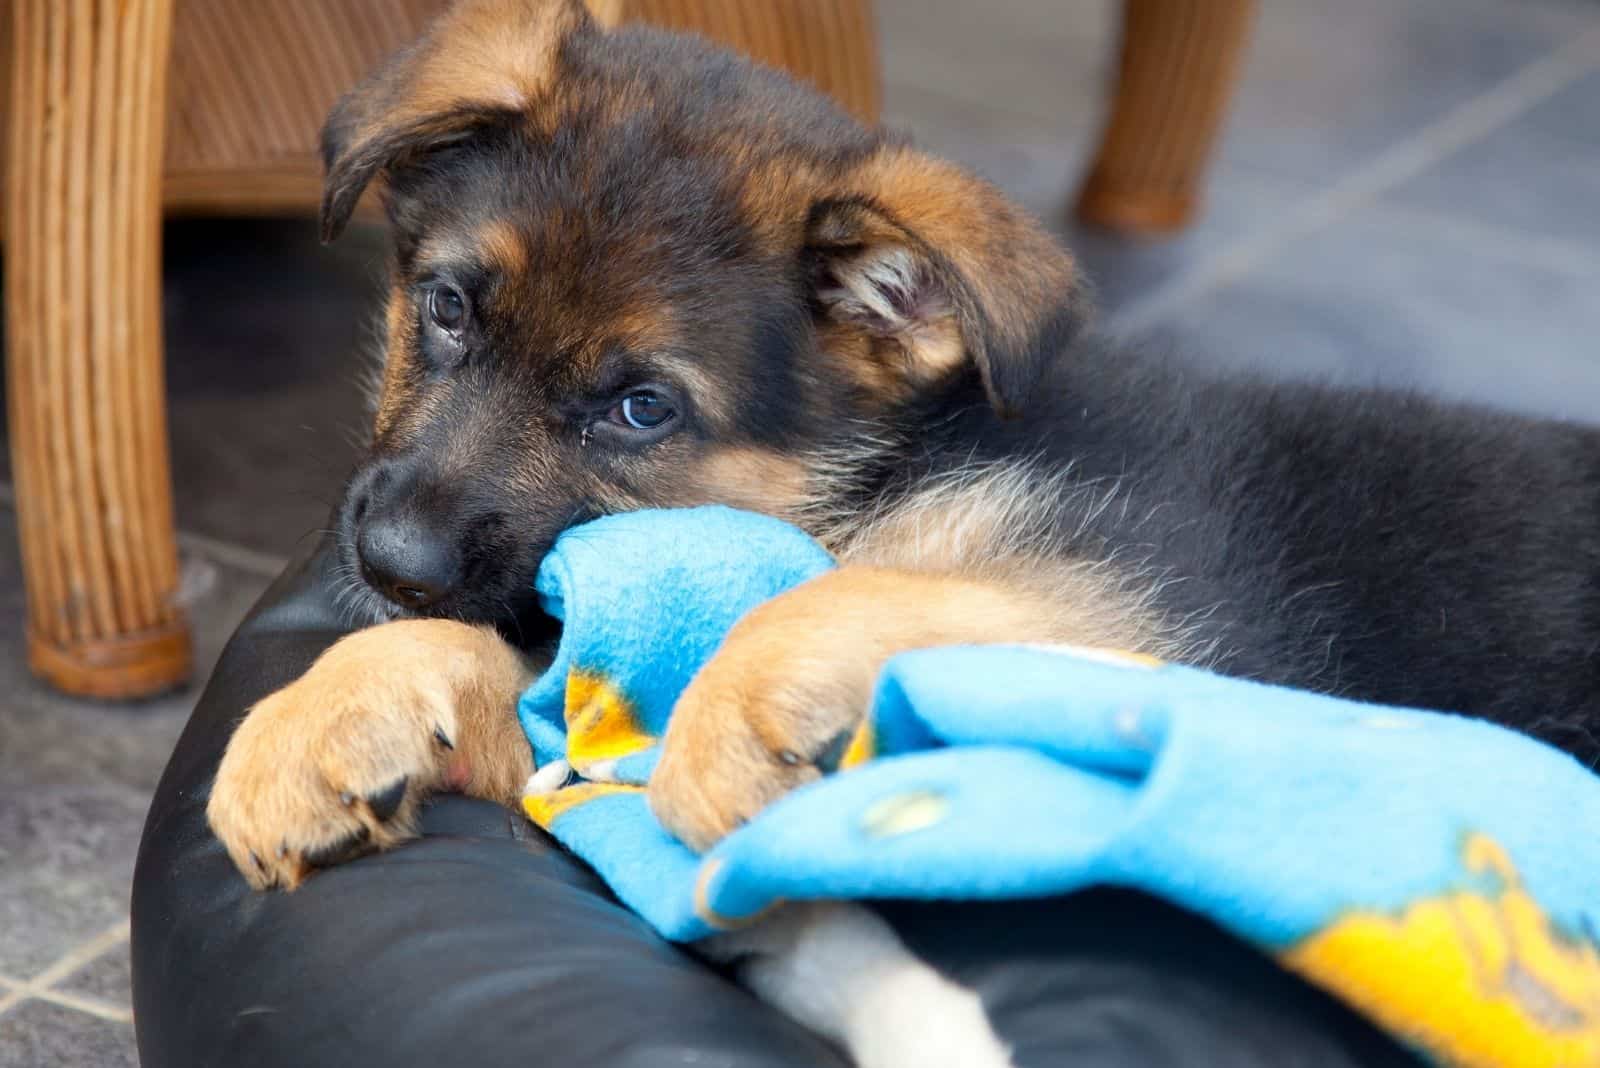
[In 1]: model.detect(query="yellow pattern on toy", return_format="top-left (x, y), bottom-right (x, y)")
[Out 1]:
top-left (523, 781), bottom-right (642, 829)
top-left (564, 669), bottom-right (655, 776)
top-left (839, 718), bottom-right (875, 769)
top-left (1282, 834), bottom-right (1600, 1068)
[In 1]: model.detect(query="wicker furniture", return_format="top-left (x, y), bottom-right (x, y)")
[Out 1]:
top-left (6, 0), bottom-right (188, 697)
top-left (1076, 0), bottom-right (1259, 234)
top-left (1, 0), bottom-right (877, 699)
top-left (3, 0), bottom-right (1249, 698)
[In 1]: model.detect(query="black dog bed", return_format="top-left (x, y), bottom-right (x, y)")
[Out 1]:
top-left (130, 538), bottom-right (1422, 1067)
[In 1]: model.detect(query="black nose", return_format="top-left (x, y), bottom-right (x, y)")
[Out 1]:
top-left (357, 512), bottom-right (461, 610)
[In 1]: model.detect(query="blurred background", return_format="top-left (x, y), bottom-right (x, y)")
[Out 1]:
top-left (2, 0), bottom-right (1598, 1062)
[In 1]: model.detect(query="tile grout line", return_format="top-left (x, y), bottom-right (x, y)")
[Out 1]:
top-left (0, 920), bottom-right (133, 1022)
top-left (26, 920), bottom-right (132, 990)
top-left (0, 478), bottom-right (290, 579)
top-left (1108, 26), bottom-right (1600, 336)
top-left (32, 987), bottom-right (135, 1025)
top-left (1355, 198), bottom-right (1600, 278)
top-left (0, 975), bottom-right (23, 1017)
top-left (0, 987), bottom-right (134, 1027)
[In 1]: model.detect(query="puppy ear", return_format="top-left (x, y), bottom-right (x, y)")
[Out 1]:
top-left (807, 150), bottom-right (1090, 417)
top-left (319, 0), bottom-right (595, 242)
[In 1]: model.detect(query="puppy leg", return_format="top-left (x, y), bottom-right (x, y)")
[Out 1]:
top-left (207, 619), bottom-right (537, 890)
top-left (703, 903), bottom-right (1015, 1068)
top-left (650, 564), bottom-right (1162, 850)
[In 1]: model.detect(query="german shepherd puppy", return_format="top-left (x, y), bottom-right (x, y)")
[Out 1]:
top-left (207, 0), bottom-right (1599, 1059)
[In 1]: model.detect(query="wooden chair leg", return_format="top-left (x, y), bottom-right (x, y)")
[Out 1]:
top-left (5, 0), bottom-right (192, 698)
top-left (590, 0), bottom-right (881, 125)
top-left (1075, 0), bottom-right (1258, 235)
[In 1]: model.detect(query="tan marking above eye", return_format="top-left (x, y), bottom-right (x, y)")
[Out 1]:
top-left (476, 220), bottom-right (529, 275)
top-left (602, 298), bottom-right (682, 355)
top-left (414, 232), bottom-right (483, 276)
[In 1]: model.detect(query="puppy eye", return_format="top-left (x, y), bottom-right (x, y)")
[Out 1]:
top-left (609, 391), bottom-right (676, 430)
top-left (427, 287), bottom-right (467, 331)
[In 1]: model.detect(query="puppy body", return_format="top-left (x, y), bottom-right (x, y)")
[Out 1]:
top-left (828, 345), bottom-right (1600, 747)
top-left (206, 3), bottom-right (1600, 1063)
top-left (650, 359), bottom-right (1600, 846)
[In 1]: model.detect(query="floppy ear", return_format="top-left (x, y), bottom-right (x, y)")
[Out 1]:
top-left (319, 0), bottom-right (595, 242)
top-left (806, 149), bottom-right (1091, 417)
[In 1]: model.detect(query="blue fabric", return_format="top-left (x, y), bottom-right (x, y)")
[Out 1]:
top-left (518, 507), bottom-right (834, 786)
top-left (517, 506), bottom-right (1600, 1066)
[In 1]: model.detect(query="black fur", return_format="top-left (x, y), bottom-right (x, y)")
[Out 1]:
top-left (323, 14), bottom-right (1600, 771)
top-left (306, 12), bottom-right (1600, 1063)
top-left (880, 346), bottom-right (1600, 765)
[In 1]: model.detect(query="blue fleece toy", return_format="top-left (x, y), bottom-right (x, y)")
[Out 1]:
top-left (516, 506), bottom-right (1600, 1068)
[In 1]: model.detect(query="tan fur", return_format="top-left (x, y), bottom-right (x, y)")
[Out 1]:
top-left (373, 287), bottom-right (418, 438)
top-left (825, 461), bottom-right (1204, 660)
top-left (207, 620), bottom-right (539, 890)
top-left (603, 297), bottom-right (681, 355)
top-left (317, 0), bottom-right (599, 241)
top-left (647, 563), bottom-right (1162, 851)
top-left (733, 155), bottom-right (835, 255)
top-left (576, 443), bottom-right (809, 520)
top-left (850, 148), bottom-right (1082, 363)
top-left (373, 0), bottom-right (586, 130)
top-left (816, 250), bottom-right (965, 397)
top-left (209, 458), bottom-right (1175, 875)
top-left (210, 0), bottom-right (1123, 885)
top-left (808, 322), bottom-right (889, 397)
top-left (477, 219), bottom-right (529, 275)
top-left (732, 144), bottom-right (1086, 412)
top-left (647, 463), bottom-right (1183, 852)
top-left (416, 223), bottom-right (530, 277)
top-left (800, 148), bottom-right (1086, 414)
top-left (682, 446), bottom-right (814, 519)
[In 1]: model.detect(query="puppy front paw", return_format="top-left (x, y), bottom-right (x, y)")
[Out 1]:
top-left (648, 681), bottom-right (863, 854)
top-left (207, 668), bottom-right (462, 891)
top-left (648, 572), bottom-right (900, 852)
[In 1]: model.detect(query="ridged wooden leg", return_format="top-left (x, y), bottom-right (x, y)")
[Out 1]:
top-left (5, 0), bottom-right (192, 697)
top-left (1075, 0), bottom-right (1258, 235)
top-left (591, 0), bottom-right (881, 124)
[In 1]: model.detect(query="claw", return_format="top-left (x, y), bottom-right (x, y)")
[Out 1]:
top-left (302, 824), bottom-right (373, 869)
top-left (366, 777), bottom-right (409, 822)
top-left (813, 728), bottom-right (856, 774)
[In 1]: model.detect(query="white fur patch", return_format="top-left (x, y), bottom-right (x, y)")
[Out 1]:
top-left (702, 903), bottom-right (1016, 1068)
top-left (523, 759), bottom-right (571, 796)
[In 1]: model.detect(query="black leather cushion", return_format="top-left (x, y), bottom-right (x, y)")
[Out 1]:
top-left (131, 541), bottom-right (1422, 1067)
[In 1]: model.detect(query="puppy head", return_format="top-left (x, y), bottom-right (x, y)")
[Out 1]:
top-left (323, 0), bottom-right (1089, 626)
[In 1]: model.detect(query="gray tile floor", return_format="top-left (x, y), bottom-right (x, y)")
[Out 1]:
top-left (3, 0), bottom-right (1600, 1062)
